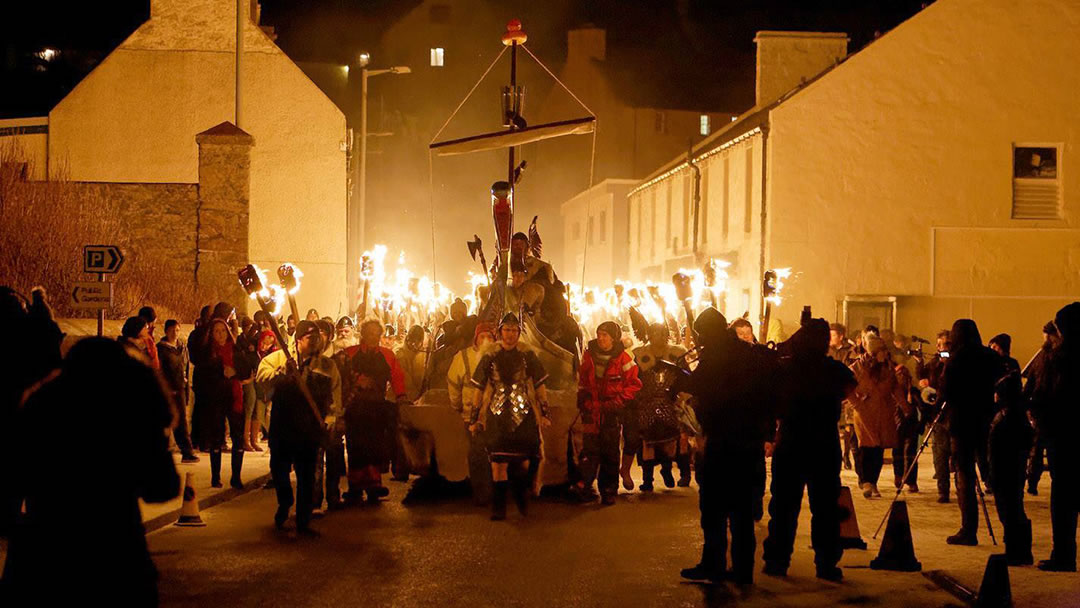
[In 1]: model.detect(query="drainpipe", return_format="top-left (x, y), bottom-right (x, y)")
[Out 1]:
top-left (688, 142), bottom-right (701, 262)
top-left (758, 123), bottom-right (770, 340)
top-left (235, 0), bottom-right (244, 128)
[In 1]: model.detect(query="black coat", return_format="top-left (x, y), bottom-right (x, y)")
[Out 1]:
top-left (941, 345), bottom-right (1000, 441)
top-left (774, 354), bottom-right (856, 451)
top-left (686, 338), bottom-right (779, 445)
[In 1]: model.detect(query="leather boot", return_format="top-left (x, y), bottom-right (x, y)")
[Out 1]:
top-left (511, 474), bottom-right (529, 516)
top-left (230, 449), bottom-right (244, 489)
top-left (209, 451), bottom-right (223, 488)
top-left (1007, 519), bottom-right (1034, 566)
top-left (491, 481), bottom-right (508, 521)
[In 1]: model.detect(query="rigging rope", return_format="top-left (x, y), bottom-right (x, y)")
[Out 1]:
top-left (429, 46), bottom-right (509, 145)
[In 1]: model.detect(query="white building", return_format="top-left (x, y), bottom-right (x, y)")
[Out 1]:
top-left (2, 0), bottom-right (348, 315)
top-left (560, 179), bottom-right (637, 287)
top-left (627, 0), bottom-right (1080, 356)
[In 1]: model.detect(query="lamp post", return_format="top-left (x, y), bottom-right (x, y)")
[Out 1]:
top-left (350, 60), bottom-right (409, 309)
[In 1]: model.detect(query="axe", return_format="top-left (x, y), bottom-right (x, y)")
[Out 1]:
top-left (467, 235), bottom-right (490, 285)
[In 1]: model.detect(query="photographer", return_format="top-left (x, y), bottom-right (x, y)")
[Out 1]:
top-left (918, 329), bottom-right (952, 503)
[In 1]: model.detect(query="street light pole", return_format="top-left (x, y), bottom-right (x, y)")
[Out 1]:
top-left (350, 63), bottom-right (409, 312)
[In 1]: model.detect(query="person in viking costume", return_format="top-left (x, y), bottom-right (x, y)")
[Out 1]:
top-left (625, 323), bottom-right (688, 492)
top-left (469, 313), bottom-right (551, 520)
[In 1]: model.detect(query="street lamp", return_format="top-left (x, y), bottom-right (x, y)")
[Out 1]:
top-left (349, 60), bottom-right (410, 308)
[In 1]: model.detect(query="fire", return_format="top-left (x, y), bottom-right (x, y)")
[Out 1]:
top-left (248, 264), bottom-right (287, 317)
top-left (349, 246), bottom-right (798, 340)
top-left (765, 267), bottom-right (792, 307)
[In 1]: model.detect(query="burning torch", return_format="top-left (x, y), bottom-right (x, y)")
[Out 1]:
top-left (672, 272), bottom-right (695, 347)
top-left (238, 264), bottom-right (323, 424)
top-left (358, 252), bottom-right (373, 320)
top-left (277, 263), bottom-right (303, 325)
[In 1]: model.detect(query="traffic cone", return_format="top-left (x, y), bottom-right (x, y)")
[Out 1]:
top-left (838, 485), bottom-right (867, 549)
top-left (174, 472), bottom-right (206, 527)
top-left (870, 500), bottom-right (921, 571)
top-left (974, 554), bottom-right (1013, 608)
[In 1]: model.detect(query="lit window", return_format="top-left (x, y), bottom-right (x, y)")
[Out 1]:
top-left (430, 48), bottom-right (445, 67)
top-left (700, 115), bottom-right (711, 136)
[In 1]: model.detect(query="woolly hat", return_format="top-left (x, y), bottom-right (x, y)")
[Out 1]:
top-left (596, 320), bottom-right (622, 342)
top-left (294, 320), bottom-right (320, 341)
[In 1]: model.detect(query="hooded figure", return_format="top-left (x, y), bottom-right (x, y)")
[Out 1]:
top-left (1034, 302), bottom-right (1080, 571)
top-left (4, 338), bottom-right (178, 604)
top-left (847, 333), bottom-right (910, 498)
top-left (680, 307), bottom-right (779, 585)
top-left (941, 318), bottom-right (1001, 546)
top-left (575, 320), bottom-right (642, 504)
top-left (763, 320), bottom-right (856, 581)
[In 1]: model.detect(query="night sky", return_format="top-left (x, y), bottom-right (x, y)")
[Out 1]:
top-left (1, 0), bottom-right (931, 118)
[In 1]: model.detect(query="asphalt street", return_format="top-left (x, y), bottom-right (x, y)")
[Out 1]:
top-left (146, 447), bottom-right (1080, 608)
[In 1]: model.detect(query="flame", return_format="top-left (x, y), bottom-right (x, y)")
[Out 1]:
top-left (353, 245), bottom-right (788, 337)
top-left (280, 263), bottom-right (304, 295)
top-left (249, 264), bottom-right (286, 316)
top-left (764, 267), bottom-right (792, 307)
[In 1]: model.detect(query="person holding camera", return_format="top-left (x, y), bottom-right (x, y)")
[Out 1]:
top-left (918, 329), bottom-right (952, 503)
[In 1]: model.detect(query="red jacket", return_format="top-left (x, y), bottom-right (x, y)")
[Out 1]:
top-left (578, 343), bottom-right (642, 423)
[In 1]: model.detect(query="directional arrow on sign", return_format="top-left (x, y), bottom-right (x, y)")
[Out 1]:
top-left (83, 245), bottom-right (124, 274)
top-left (71, 282), bottom-right (113, 309)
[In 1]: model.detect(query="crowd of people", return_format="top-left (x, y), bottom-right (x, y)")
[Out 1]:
top-left (1, 280), bottom-right (1078, 603)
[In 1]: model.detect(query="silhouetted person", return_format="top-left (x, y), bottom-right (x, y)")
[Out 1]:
top-left (1034, 302), bottom-right (1080, 572)
top-left (158, 319), bottom-right (198, 463)
top-left (257, 321), bottom-right (334, 533)
top-left (199, 318), bottom-right (251, 489)
top-left (0, 287), bottom-right (62, 538)
top-left (1023, 321), bottom-right (1059, 495)
top-left (989, 371), bottom-right (1034, 565)
top-left (942, 319), bottom-right (1000, 546)
top-left (763, 319), bottom-right (856, 582)
top-left (3, 338), bottom-right (179, 605)
top-left (680, 308), bottom-right (777, 585)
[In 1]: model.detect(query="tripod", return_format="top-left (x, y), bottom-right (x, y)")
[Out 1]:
top-left (873, 399), bottom-right (945, 540)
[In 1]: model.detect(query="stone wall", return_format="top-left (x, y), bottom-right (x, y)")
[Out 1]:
top-left (7, 121), bottom-right (252, 315)
top-left (195, 122), bottom-right (253, 310)
top-left (77, 181), bottom-right (199, 283)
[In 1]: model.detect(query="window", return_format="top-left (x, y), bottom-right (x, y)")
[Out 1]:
top-left (635, 199), bottom-right (642, 261)
top-left (1013, 145), bottom-right (1062, 219)
top-left (430, 48), bottom-right (445, 67)
top-left (665, 183), bottom-right (673, 251)
top-left (722, 157), bottom-right (730, 241)
top-left (572, 221), bottom-right (581, 241)
top-left (649, 190), bottom-right (657, 261)
top-left (700, 166), bottom-right (709, 244)
top-left (682, 174), bottom-right (690, 250)
top-left (587, 216), bottom-right (595, 245)
top-left (599, 210), bottom-right (606, 243)
top-left (744, 147), bottom-right (753, 233)
top-left (654, 111), bottom-right (667, 134)
top-left (700, 114), bottom-right (711, 136)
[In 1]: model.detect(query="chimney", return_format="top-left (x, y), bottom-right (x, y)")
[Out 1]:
top-left (568, 27), bottom-right (606, 62)
top-left (754, 31), bottom-right (848, 107)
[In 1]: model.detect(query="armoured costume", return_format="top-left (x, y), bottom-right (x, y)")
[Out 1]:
top-left (625, 324), bottom-right (689, 490)
top-left (470, 313), bottom-right (550, 520)
top-left (470, 316), bottom-right (550, 461)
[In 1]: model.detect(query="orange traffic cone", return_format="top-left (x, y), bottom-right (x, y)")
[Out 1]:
top-left (975, 554), bottom-right (1013, 608)
top-left (838, 485), bottom-right (867, 549)
top-left (174, 472), bottom-right (206, 527)
top-left (870, 500), bottom-right (920, 571)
